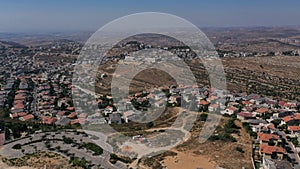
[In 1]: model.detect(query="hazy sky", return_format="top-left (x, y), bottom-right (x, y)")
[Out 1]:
top-left (0, 0), bottom-right (300, 32)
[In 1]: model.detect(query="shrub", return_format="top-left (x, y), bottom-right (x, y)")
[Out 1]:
top-left (63, 137), bottom-right (74, 144)
top-left (236, 146), bottom-right (245, 153)
top-left (82, 142), bottom-right (103, 155)
top-left (200, 113), bottom-right (208, 121)
top-left (12, 144), bottom-right (22, 149)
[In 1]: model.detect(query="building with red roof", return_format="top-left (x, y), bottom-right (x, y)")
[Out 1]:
top-left (258, 133), bottom-right (280, 144)
top-left (287, 126), bottom-right (300, 134)
top-left (67, 112), bottom-right (77, 119)
top-left (66, 107), bottom-right (74, 111)
top-left (19, 114), bottom-right (34, 121)
top-left (14, 94), bottom-right (26, 100)
top-left (41, 117), bottom-right (58, 125)
top-left (259, 144), bottom-right (285, 160)
top-left (281, 114), bottom-right (300, 125)
top-left (237, 112), bottom-right (254, 121)
top-left (199, 100), bottom-right (209, 105)
top-left (56, 111), bottom-right (65, 116)
top-left (255, 107), bottom-right (269, 114)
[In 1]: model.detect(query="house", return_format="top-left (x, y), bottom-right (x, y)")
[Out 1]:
top-left (104, 106), bottom-right (114, 115)
top-left (78, 113), bottom-right (87, 119)
top-left (14, 93), bottom-right (26, 100)
top-left (207, 95), bottom-right (218, 102)
top-left (199, 100), bottom-right (209, 106)
top-left (17, 112), bottom-right (27, 117)
top-left (287, 126), bottom-right (300, 135)
top-left (55, 117), bottom-right (70, 126)
top-left (135, 92), bottom-right (142, 97)
top-left (221, 106), bottom-right (237, 116)
top-left (281, 114), bottom-right (300, 125)
top-left (209, 103), bottom-right (219, 112)
top-left (259, 144), bottom-right (285, 160)
top-left (237, 112), bottom-right (254, 121)
top-left (251, 123), bottom-right (267, 133)
top-left (67, 112), bottom-right (77, 119)
top-left (109, 113), bottom-right (122, 124)
top-left (70, 118), bottom-right (86, 125)
top-left (168, 95), bottom-right (181, 105)
top-left (9, 112), bottom-right (27, 119)
top-left (41, 117), bottom-right (57, 125)
top-left (12, 103), bottom-right (25, 110)
top-left (254, 107), bottom-right (269, 116)
top-left (9, 113), bottom-right (18, 119)
top-left (66, 107), bottom-right (75, 111)
top-left (258, 133), bottom-right (280, 145)
top-left (56, 111), bottom-right (65, 117)
top-left (19, 114), bottom-right (34, 121)
top-left (123, 110), bottom-right (136, 123)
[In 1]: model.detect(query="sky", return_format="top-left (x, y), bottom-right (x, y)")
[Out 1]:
top-left (0, 0), bottom-right (300, 32)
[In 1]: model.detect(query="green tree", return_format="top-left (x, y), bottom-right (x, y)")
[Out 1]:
top-left (200, 113), bottom-right (208, 121)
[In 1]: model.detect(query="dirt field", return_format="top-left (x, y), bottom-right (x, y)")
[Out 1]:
top-left (222, 56), bottom-right (300, 81)
top-left (163, 150), bottom-right (217, 169)
top-left (173, 118), bottom-right (253, 169)
top-left (1, 152), bottom-right (82, 169)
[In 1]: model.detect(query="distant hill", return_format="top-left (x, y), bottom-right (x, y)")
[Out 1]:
top-left (0, 40), bottom-right (27, 48)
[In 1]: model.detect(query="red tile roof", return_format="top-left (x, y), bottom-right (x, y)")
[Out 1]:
top-left (209, 95), bottom-right (218, 101)
top-left (14, 103), bottom-right (25, 109)
top-left (256, 107), bottom-right (269, 114)
top-left (57, 111), bottom-right (65, 116)
top-left (227, 106), bottom-right (237, 111)
top-left (282, 116), bottom-right (294, 123)
top-left (288, 126), bottom-right (300, 132)
top-left (268, 124), bottom-right (276, 130)
top-left (258, 133), bottom-right (279, 142)
top-left (279, 101), bottom-right (286, 107)
top-left (14, 94), bottom-right (26, 100)
top-left (70, 118), bottom-right (85, 125)
top-left (294, 114), bottom-right (300, 120)
top-left (17, 112), bottom-right (27, 117)
top-left (67, 112), bottom-right (77, 119)
top-left (242, 100), bottom-right (251, 105)
top-left (282, 114), bottom-right (300, 123)
top-left (199, 100), bottom-right (209, 105)
top-left (78, 113), bottom-right (87, 118)
top-left (260, 144), bottom-right (285, 155)
top-left (42, 117), bottom-right (58, 125)
top-left (10, 113), bottom-right (18, 118)
top-left (66, 107), bottom-right (74, 111)
top-left (20, 114), bottom-right (34, 121)
top-left (237, 112), bottom-right (253, 118)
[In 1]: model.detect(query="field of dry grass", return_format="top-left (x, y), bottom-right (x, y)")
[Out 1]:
top-left (1, 152), bottom-right (82, 169)
top-left (95, 56), bottom-right (300, 101)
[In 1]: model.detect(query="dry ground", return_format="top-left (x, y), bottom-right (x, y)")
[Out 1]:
top-left (1, 151), bottom-right (82, 169)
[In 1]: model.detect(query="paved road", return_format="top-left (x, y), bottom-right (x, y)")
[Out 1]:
top-left (276, 129), bottom-right (300, 168)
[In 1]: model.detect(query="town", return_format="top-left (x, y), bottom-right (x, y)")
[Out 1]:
top-left (0, 31), bottom-right (300, 169)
